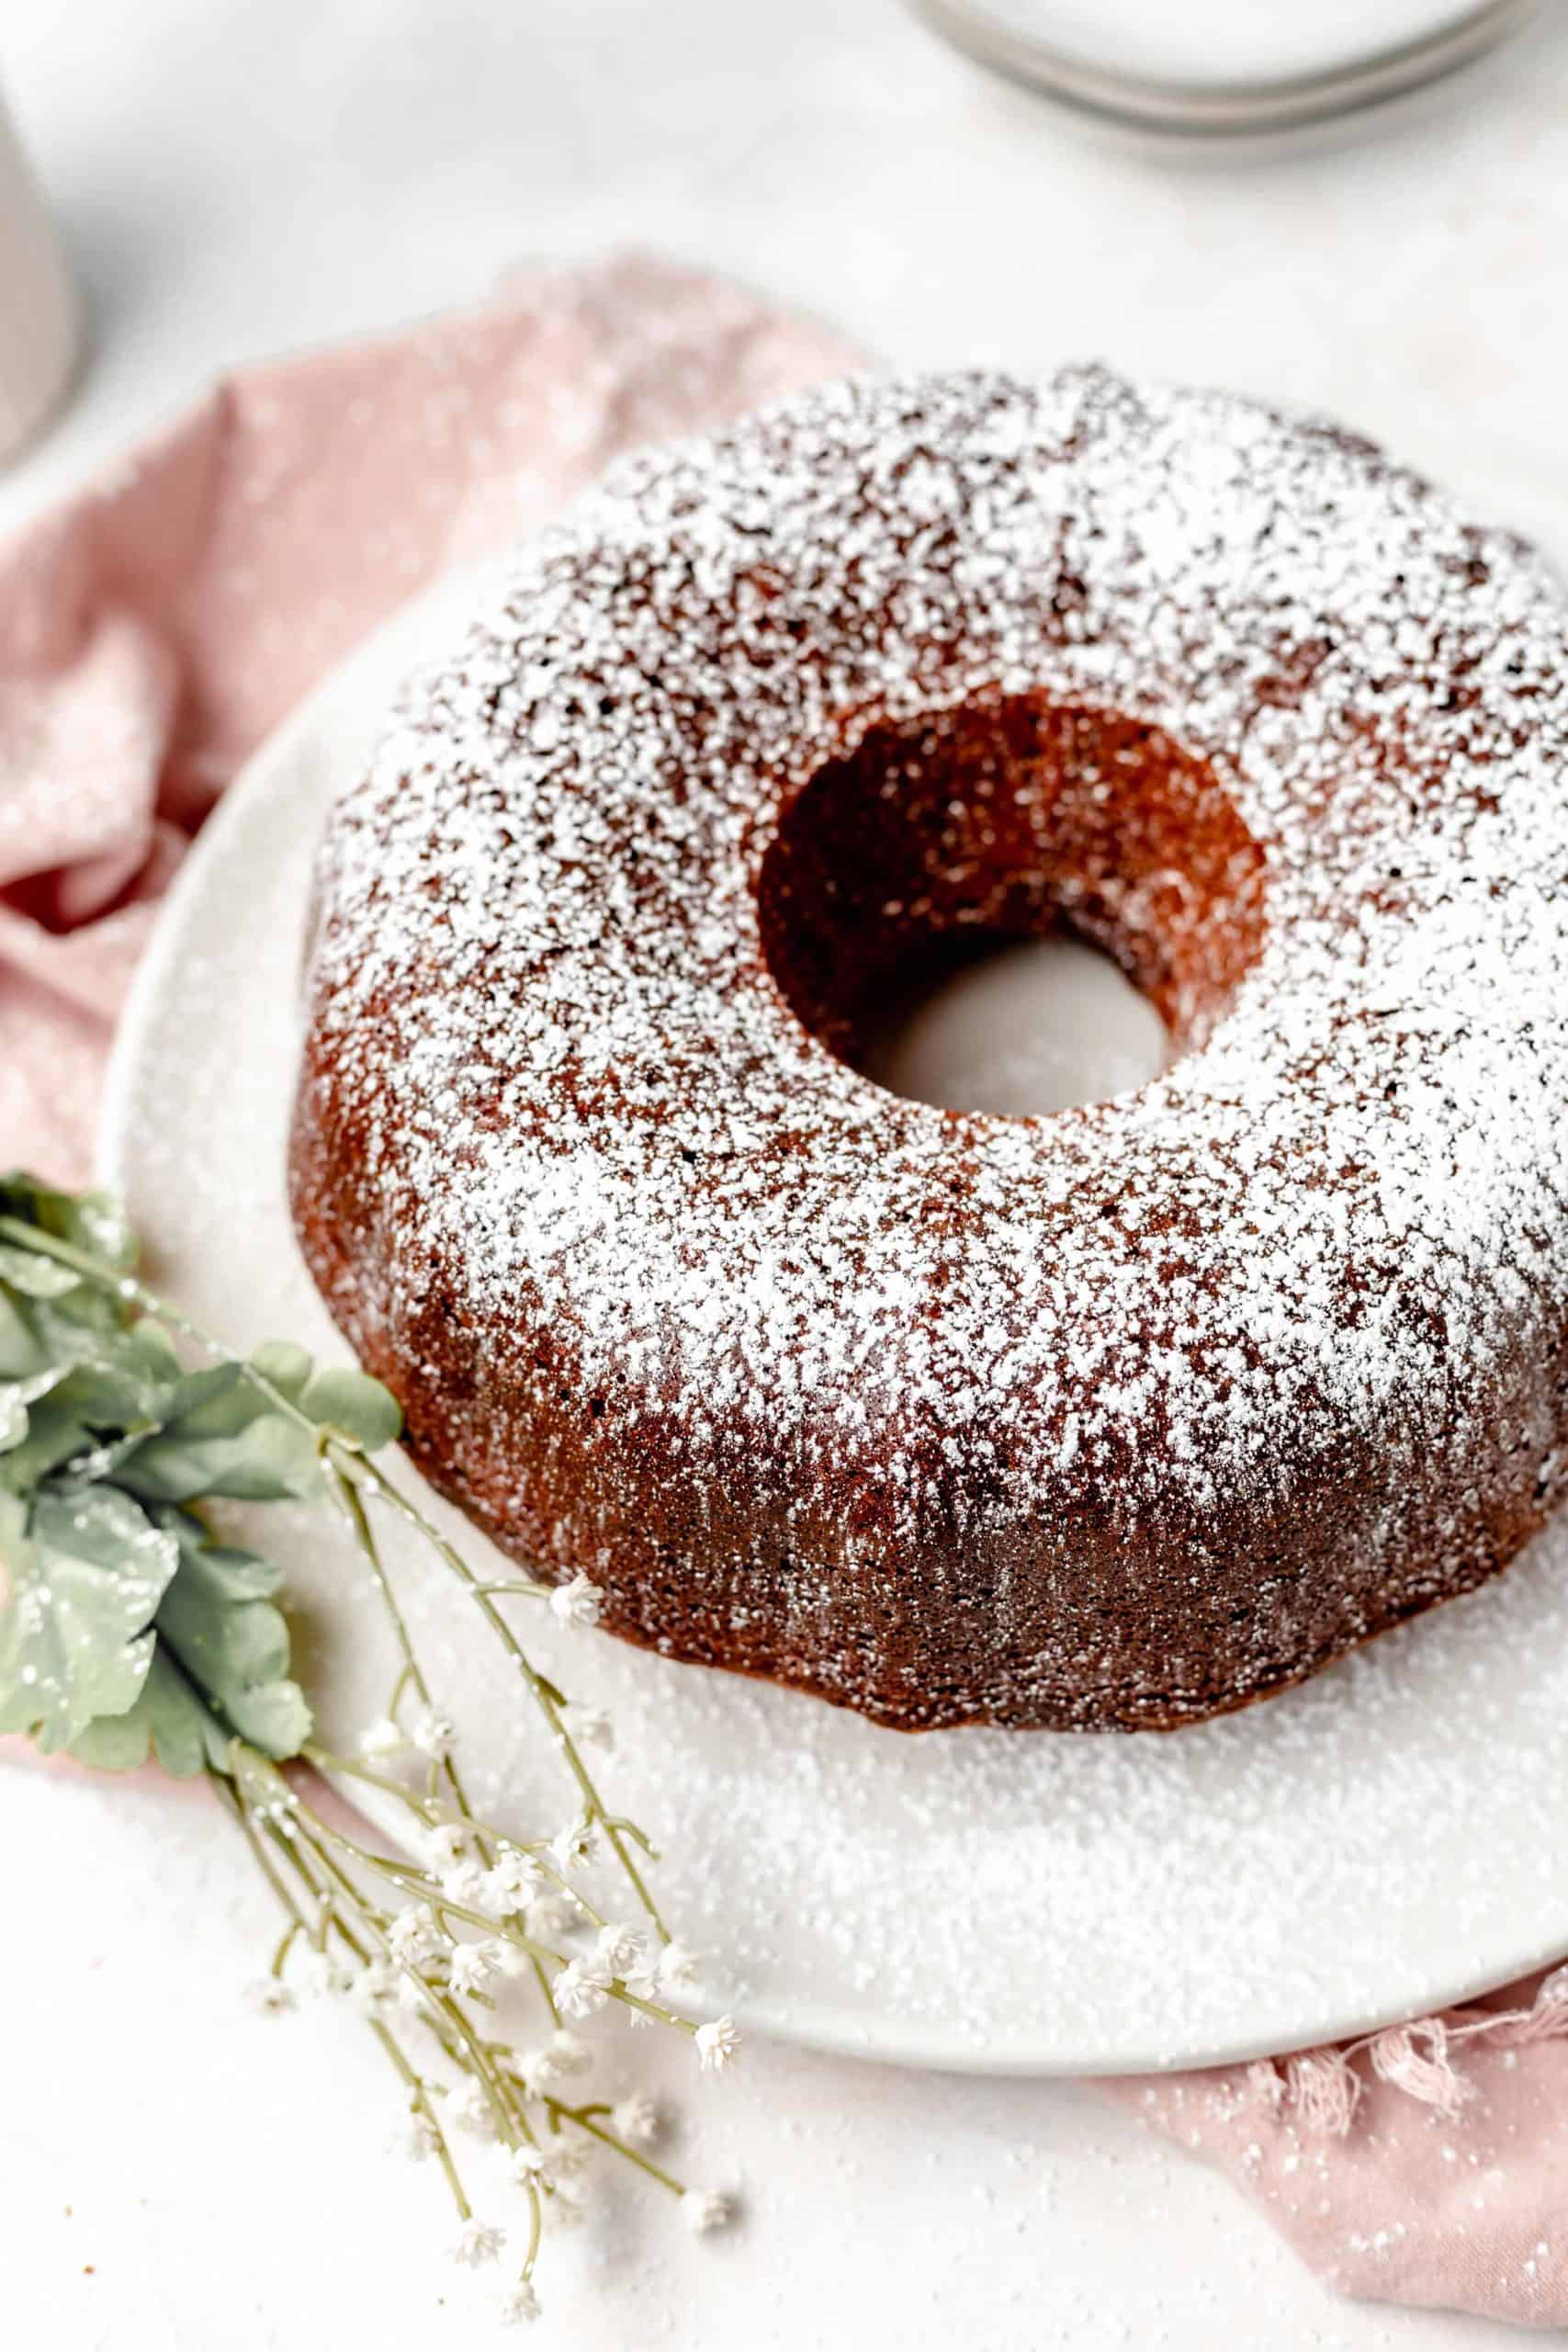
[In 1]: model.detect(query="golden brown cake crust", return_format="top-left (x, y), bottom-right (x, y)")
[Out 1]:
top-left (289, 368), bottom-right (1568, 1731)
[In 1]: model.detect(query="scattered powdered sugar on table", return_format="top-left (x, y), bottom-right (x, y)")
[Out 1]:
top-left (103, 473), bottom-right (1568, 2065)
top-left (292, 365), bottom-right (1568, 1731)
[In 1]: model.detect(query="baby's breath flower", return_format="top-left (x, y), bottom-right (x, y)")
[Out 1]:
top-left (344, 1964), bottom-right (389, 2014)
top-left (555, 1957), bottom-right (613, 2018)
top-left (625, 1939), bottom-right (698, 2003)
top-left (449, 2081), bottom-right (501, 2141)
top-left (391, 2115), bottom-right (441, 2165)
top-left (356, 1716), bottom-right (406, 1759)
top-left (547, 2181), bottom-right (587, 2229)
top-left (447, 1940), bottom-right (501, 1996)
top-left (694, 2016), bottom-right (739, 2074)
top-left (438, 1857), bottom-right (488, 1906)
top-left (657, 1940), bottom-right (702, 1991)
top-left (682, 2189), bottom-right (731, 2234)
top-left (450, 2221), bottom-right (506, 2267)
top-left (610, 2094), bottom-right (660, 2148)
top-left (386, 1903), bottom-right (446, 1968)
top-left (547, 2024), bottom-right (593, 2074)
top-left (424, 1822), bottom-right (468, 1871)
top-left (517, 2052), bottom-right (558, 2098)
top-left (519, 2030), bottom-right (592, 2093)
top-left (482, 1846), bottom-right (545, 1912)
top-left (511, 2142), bottom-right (584, 2199)
top-left (548, 1572), bottom-right (603, 1630)
top-left (564, 1702), bottom-right (614, 1751)
top-left (244, 1977), bottom-right (297, 2018)
top-left (499, 2280), bottom-right (541, 2326)
top-left (408, 1707), bottom-right (454, 1760)
top-left (293, 1949), bottom-right (356, 2002)
top-left (594, 1923), bottom-right (644, 1979)
top-left (549, 1815), bottom-right (596, 1871)
top-left (527, 1892), bottom-right (581, 1940)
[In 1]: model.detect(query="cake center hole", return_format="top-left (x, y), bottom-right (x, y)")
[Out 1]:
top-left (755, 692), bottom-right (1266, 1119)
top-left (860, 933), bottom-right (1170, 1117)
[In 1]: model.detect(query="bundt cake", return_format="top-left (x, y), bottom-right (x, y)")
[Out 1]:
top-left (289, 366), bottom-right (1568, 1731)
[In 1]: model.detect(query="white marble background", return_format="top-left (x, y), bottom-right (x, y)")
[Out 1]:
top-left (4, 4), bottom-right (1568, 2345)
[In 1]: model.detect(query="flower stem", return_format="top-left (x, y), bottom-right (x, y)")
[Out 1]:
top-left (357, 1452), bottom-right (669, 1939)
top-left (214, 1764), bottom-right (474, 2222)
top-left (545, 2099), bottom-right (687, 2197)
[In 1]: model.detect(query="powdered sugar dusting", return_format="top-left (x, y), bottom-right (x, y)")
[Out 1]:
top-left (293, 366), bottom-right (1568, 1730)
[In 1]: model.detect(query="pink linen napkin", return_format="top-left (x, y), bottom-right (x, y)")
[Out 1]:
top-left (0, 252), bottom-right (850, 1182)
top-left (3, 251), bottom-right (1566, 2332)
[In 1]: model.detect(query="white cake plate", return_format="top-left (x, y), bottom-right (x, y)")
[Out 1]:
top-left (99, 571), bottom-right (1568, 2075)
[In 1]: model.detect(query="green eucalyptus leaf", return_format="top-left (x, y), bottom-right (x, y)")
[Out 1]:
top-left (298, 1366), bottom-right (402, 1453)
top-left (0, 1241), bottom-right (84, 1299)
top-left (0, 1288), bottom-right (44, 1380)
top-left (118, 1410), bottom-right (321, 1505)
top-left (222, 1675), bottom-right (310, 1758)
top-left (113, 1368), bottom-right (321, 1503)
top-left (0, 1485), bottom-right (175, 1750)
top-left (0, 1369), bottom-right (67, 1454)
top-left (169, 1522), bottom-right (285, 1602)
top-left (69, 1193), bottom-right (138, 1273)
top-left (250, 1340), bottom-right (313, 1400)
top-left (160, 1528), bottom-right (291, 1686)
top-left (157, 1364), bottom-right (254, 1430)
top-left (153, 1510), bottom-right (310, 1761)
top-left (0, 1392), bottom-right (93, 1497)
top-left (207, 1547), bottom-right (283, 1604)
top-left (63, 1694), bottom-right (155, 1770)
top-left (0, 1275), bottom-right (155, 1486)
top-left (41, 1342), bottom-right (167, 1429)
top-left (33, 1274), bottom-right (135, 1349)
top-left (0, 1173), bottom-right (137, 1273)
top-left (0, 1287), bottom-right (164, 1443)
top-left (0, 1341), bottom-right (168, 1496)
top-left (68, 1646), bottom-right (229, 1777)
top-left (0, 1179), bottom-right (353, 1775)
top-left (128, 1320), bottom-right (182, 1375)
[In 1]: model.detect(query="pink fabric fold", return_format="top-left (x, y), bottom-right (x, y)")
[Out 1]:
top-left (2, 252), bottom-right (1563, 2332)
top-left (1104, 1971), bottom-right (1568, 2329)
top-left (0, 253), bottom-right (851, 1182)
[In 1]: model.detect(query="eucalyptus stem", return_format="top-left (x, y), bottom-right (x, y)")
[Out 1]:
top-left (0, 1212), bottom-right (669, 1949)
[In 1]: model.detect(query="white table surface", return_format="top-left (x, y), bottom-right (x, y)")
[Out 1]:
top-left (4, 5), bottom-right (1568, 2345)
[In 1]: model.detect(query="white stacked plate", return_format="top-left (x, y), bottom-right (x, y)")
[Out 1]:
top-left (908, 0), bottom-right (1535, 133)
